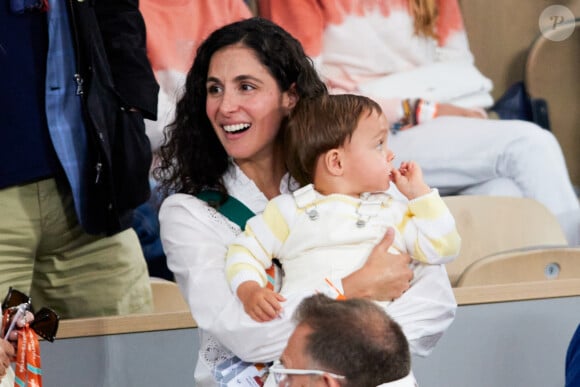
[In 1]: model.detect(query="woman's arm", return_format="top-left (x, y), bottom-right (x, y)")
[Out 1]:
top-left (387, 263), bottom-right (457, 357)
top-left (160, 194), bottom-right (297, 362)
top-left (435, 0), bottom-right (474, 63)
top-left (161, 196), bottom-right (453, 361)
top-left (342, 228), bottom-right (413, 300)
top-left (327, 227), bottom-right (457, 356)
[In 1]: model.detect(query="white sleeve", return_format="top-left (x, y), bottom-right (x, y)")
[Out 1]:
top-left (159, 194), bottom-right (317, 362)
top-left (385, 263), bottom-right (457, 357)
top-left (160, 194), bottom-right (456, 361)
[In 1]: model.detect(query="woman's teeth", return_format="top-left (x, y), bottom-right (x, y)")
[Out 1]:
top-left (223, 123), bottom-right (251, 133)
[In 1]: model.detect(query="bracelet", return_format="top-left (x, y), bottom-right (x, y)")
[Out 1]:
top-left (391, 98), bottom-right (417, 134)
top-left (414, 99), bottom-right (438, 124)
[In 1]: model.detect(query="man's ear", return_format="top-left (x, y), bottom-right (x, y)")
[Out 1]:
top-left (324, 149), bottom-right (343, 176)
top-left (322, 373), bottom-right (343, 387)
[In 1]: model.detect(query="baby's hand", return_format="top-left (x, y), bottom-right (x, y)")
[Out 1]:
top-left (237, 282), bottom-right (286, 322)
top-left (391, 161), bottom-right (431, 199)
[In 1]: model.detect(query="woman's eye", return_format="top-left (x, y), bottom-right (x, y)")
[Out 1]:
top-left (207, 84), bottom-right (222, 95)
top-left (240, 83), bottom-right (255, 92)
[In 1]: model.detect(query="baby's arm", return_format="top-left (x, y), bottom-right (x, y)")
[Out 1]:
top-left (237, 281), bottom-right (285, 322)
top-left (391, 161), bottom-right (431, 200)
top-left (226, 196), bottom-right (294, 320)
top-left (395, 189), bottom-right (461, 265)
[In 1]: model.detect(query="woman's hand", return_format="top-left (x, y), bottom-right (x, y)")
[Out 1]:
top-left (342, 228), bottom-right (413, 301)
top-left (436, 103), bottom-right (487, 119)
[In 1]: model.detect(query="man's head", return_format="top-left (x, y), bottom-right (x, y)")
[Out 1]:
top-left (275, 294), bottom-right (411, 387)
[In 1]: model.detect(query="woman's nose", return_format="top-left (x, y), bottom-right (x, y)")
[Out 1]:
top-left (218, 90), bottom-right (239, 113)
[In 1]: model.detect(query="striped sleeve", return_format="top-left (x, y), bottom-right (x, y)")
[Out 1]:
top-left (225, 195), bottom-right (297, 293)
top-left (398, 189), bottom-right (461, 264)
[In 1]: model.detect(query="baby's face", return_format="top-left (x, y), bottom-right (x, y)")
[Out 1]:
top-left (341, 110), bottom-right (393, 194)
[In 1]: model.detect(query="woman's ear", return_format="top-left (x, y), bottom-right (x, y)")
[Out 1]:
top-left (324, 149), bottom-right (344, 176)
top-left (284, 83), bottom-right (299, 111)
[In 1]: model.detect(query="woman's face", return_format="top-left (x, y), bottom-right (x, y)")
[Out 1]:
top-left (205, 44), bottom-right (296, 163)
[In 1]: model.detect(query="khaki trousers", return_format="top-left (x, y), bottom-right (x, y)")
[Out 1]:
top-left (0, 178), bottom-right (153, 318)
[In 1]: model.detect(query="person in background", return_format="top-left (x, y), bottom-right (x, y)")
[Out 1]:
top-left (0, 311), bottom-right (34, 386)
top-left (258, 0), bottom-right (580, 245)
top-left (0, 0), bottom-right (158, 318)
top-left (226, 94), bottom-right (459, 322)
top-left (156, 17), bottom-right (455, 386)
top-left (0, 340), bottom-right (13, 385)
top-left (270, 294), bottom-right (417, 387)
top-left (566, 323), bottom-right (580, 387)
top-left (133, 0), bottom-right (253, 280)
top-left (139, 0), bottom-right (252, 152)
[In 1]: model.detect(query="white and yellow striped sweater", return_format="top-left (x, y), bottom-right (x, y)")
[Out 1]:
top-left (226, 184), bottom-right (460, 297)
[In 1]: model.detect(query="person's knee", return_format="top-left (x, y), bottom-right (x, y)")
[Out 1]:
top-left (459, 178), bottom-right (523, 197)
top-left (509, 120), bottom-right (559, 148)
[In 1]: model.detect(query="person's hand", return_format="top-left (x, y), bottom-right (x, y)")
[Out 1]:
top-left (237, 282), bottom-right (286, 322)
top-left (391, 161), bottom-right (431, 200)
top-left (436, 103), bottom-right (487, 119)
top-left (0, 339), bottom-right (14, 381)
top-left (0, 310), bottom-right (32, 381)
top-left (3, 310), bottom-right (34, 347)
top-left (342, 228), bottom-right (413, 301)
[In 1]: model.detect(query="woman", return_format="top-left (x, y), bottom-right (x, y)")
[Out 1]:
top-left (155, 17), bottom-right (456, 386)
top-left (259, 0), bottom-right (580, 245)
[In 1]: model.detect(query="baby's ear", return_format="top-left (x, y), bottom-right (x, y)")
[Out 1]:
top-left (324, 149), bottom-right (344, 176)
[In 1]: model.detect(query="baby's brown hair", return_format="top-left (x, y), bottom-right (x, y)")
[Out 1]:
top-left (284, 94), bottom-right (382, 187)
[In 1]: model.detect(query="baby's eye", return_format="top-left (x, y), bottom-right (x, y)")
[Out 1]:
top-left (376, 140), bottom-right (384, 150)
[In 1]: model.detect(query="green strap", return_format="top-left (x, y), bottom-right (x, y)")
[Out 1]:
top-left (197, 190), bottom-right (255, 229)
top-left (197, 190), bottom-right (278, 290)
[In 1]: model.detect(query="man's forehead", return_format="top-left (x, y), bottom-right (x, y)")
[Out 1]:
top-left (281, 323), bottom-right (313, 367)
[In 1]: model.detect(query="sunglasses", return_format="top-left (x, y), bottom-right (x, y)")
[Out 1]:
top-left (2, 287), bottom-right (60, 342)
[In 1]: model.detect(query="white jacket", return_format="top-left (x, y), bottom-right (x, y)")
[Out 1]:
top-left (160, 163), bottom-right (457, 386)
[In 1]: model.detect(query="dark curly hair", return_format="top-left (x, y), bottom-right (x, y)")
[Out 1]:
top-left (153, 17), bottom-right (327, 199)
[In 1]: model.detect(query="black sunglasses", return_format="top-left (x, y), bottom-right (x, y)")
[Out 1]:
top-left (2, 287), bottom-right (60, 342)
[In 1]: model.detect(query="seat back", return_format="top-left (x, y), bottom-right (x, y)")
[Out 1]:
top-left (443, 196), bottom-right (568, 285)
top-left (456, 247), bottom-right (580, 286)
top-left (525, 18), bottom-right (580, 187)
top-left (150, 277), bottom-right (190, 313)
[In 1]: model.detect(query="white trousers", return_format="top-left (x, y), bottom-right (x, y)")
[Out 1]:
top-left (390, 116), bottom-right (579, 244)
